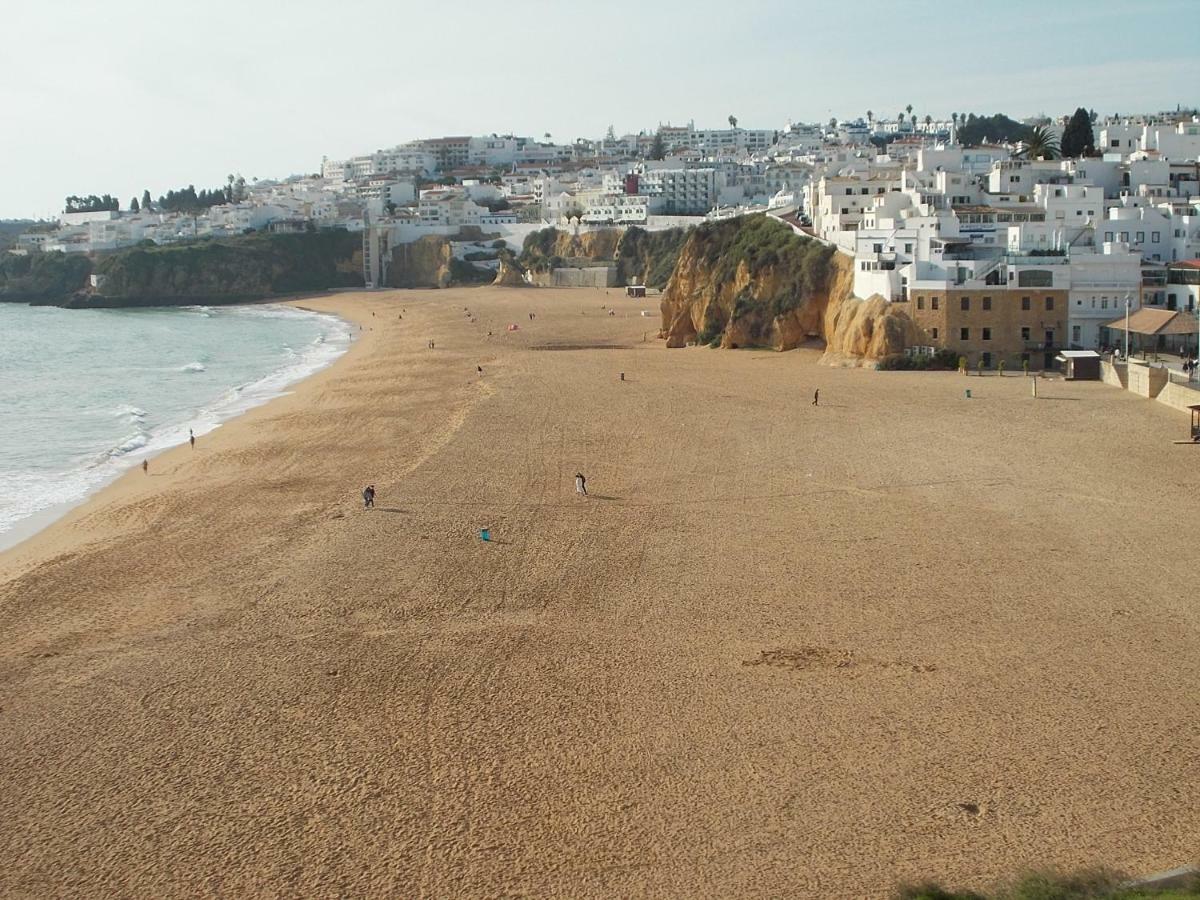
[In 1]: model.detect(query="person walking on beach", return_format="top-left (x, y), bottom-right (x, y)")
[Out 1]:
top-left (574, 472), bottom-right (587, 497)
top-left (812, 389), bottom-right (820, 406)
top-left (142, 459), bottom-right (149, 474)
top-left (189, 428), bottom-right (195, 450)
top-left (363, 485), bottom-right (375, 509)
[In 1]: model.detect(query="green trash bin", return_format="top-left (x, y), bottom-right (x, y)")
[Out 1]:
top-left (965, 389), bottom-right (972, 399)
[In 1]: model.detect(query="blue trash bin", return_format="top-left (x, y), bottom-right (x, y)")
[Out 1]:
top-left (480, 528), bottom-right (491, 542)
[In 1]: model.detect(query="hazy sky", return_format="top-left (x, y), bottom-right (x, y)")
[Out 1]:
top-left (2, 0), bottom-right (1197, 218)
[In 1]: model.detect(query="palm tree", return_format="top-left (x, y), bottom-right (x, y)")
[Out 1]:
top-left (1018, 125), bottom-right (1060, 160)
top-left (952, 112), bottom-right (959, 128)
top-left (867, 110), bottom-right (874, 126)
top-left (910, 114), bottom-right (918, 129)
top-left (728, 114), bottom-right (738, 129)
top-left (923, 114), bottom-right (932, 131)
top-left (906, 104), bottom-right (913, 117)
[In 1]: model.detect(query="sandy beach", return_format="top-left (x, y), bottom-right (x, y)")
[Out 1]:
top-left (1, 285), bottom-right (1197, 897)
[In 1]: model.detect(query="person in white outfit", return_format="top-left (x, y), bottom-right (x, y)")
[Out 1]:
top-left (574, 473), bottom-right (587, 497)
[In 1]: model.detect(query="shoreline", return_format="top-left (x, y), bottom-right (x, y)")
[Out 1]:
top-left (0, 297), bottom-right (363, 564)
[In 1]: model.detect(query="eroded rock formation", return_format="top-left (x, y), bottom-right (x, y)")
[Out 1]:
top-left (492, 257), bottom-right (526, 287)
top-left (658, 217), bottom-right (920, 365)
top-left (387, 235), bottom-right (453, 289)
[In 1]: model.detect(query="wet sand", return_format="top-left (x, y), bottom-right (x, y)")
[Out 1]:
top-left (1, 286), bottom-right (1197, 897)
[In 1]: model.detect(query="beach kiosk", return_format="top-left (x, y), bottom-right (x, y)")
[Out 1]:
top-left (1188, 405), bottom-right (1200, 443)
top-left (626, 285), bottom-right (647, 298)
top-left (1056, 350), bottom-right (1101, 380)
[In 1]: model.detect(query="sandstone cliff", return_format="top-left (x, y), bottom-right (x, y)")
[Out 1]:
top-left (519, 226), bottom-right (688, 288)
top-left (388, 235), bottom-right (453, 288)
top-left (658, 216), bottom-right (919, 364)
top-left (492, 256), bottom-right (526, 287)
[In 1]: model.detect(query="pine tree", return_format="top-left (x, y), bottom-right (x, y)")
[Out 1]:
top-left (142, 189), bottom-right (152, 209)
top-left (1061, 107), bottom-right (1096, 158)
top-left (649, 130), bottom-right (665, 160)
top-left (130, 197), bottom-right (140, 213)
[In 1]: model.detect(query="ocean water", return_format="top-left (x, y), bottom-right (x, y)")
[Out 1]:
top-left (0, 302), bottom-right (352, 548)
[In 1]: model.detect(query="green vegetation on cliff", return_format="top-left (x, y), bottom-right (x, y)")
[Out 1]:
top-left (519, 225), bottom-right (688, 288)
top-left (2, 230), bottom-right (363, 307)
top-left (89, 229), bottom-right (362, 305)
top-left (518, 229), bottom-right (564, 272)
top-left (614, 226), bottom-right (688, 288)
top-left (0, 251), bottom-right (92, 301)
top-left (692, 214), bottom-right (836, 320)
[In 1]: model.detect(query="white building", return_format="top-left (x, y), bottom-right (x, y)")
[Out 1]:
top-left (581, 194), bottom-right (651, 225)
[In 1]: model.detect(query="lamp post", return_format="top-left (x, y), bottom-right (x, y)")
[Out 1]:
top-left (1124, 292), bottom-right (1131, 361)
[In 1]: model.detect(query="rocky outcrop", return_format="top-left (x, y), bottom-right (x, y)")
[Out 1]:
top-left (72, 231), bottom-right (362, 307)
top-left (492, 257), bottom-right (526, 287)
top-left (821, 293), bottom-right (924, 366)
top-left (519, 226), bottom-right (688, 288)
top-left (387, 235), bottom-right (453, 288)
top-left (659, 216), bottom-right (919, 365)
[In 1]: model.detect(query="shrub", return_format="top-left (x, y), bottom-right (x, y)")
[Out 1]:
top-left (448, 257), bottom-right (492, 284)
top-left (697, 316), bottom-right (724, 346)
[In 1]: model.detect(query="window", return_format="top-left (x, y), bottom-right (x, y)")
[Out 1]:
top-left (932, 327), bottom-right (939, 339)
top-left (841, 207), bottom-right (849, 215)
top-left (873, 243), bottom-right (883, 253)
top-left (1021, 326), bottom-right (1031, 340)
top-left (982, 352), bottom-right (992, 368)
top-left (982, 327), bottom-right (991, 341)
top-left (961, 296), bottom-right (970, 311)
top-left (845, 187), bottom-right (853, 195)
top-left (1104, 231), bottom-right (1114, 242)
top-left (1152, 231), bottom-right (1160, 243)
top-left (1021, 296), bottom-right (1031, 311)
top-left (1072, 326), bottom-right (1081, 343)
top-left (960, 327), bottom-right (970, 340)
top-left (1101, 299), bottom-right (1108, 309)
top-left (1119, 231), bottom-right (1129, 242)
top-left (932, 297), bottom-right (940, 310)
top-left (861, 188), bottom-right (869, 195)
top-left (1045, 296), bottom-right (1054, 311)
top-left (904, 243), bottom-right (913, 253)
top-left (982, 296), bottom-right (992, 311)
top-left (917, 296), bottom-right (925, 310)
top-left (1136, 231), bottom-right (1145, 243)
top-left (1045, 329), bottom-right (1055, 345)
